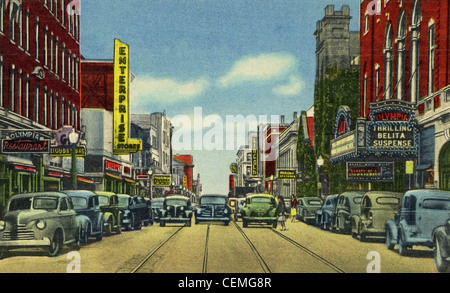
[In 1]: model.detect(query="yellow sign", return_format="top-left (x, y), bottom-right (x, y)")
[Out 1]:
top-left (406, 161), bottom-right (414, 175)
top-left (153, 176), bottom-right (172, 187)
top-left (113, 39), bottom-right (142, 155)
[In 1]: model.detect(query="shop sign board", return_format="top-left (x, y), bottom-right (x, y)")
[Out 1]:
top-left (346, 162), bottom-right (394, 182)
top-left (1, 131), bottom-right (50, 154)
top-left (153, 175), bottom-right (171, 187)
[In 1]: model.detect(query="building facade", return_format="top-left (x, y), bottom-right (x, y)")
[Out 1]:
top-left (360, 0), bottom-right (450, 189)
top-left (0, 0), bottom-right (82, 208)
top-left (314, 5), bottom-right (360, 83)
top-left (81, 60), bottom-right (139, 195)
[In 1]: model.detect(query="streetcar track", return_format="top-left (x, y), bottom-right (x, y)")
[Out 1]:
top-left (130, 226), bottom-right (184, 273)
top-left (232, 221), bottom-right (272, 273)
top-left (270, 228), bottom-right (346, 273)
top-left (202, 224), bottom-right (210, 273)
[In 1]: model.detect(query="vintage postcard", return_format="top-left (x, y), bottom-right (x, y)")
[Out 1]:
top-left (0, 0), bottom-right (449, 283)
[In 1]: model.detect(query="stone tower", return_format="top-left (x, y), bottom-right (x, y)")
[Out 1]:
top-left (314, 5), bottom-right (360, 83)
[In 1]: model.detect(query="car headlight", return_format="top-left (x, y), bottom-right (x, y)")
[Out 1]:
top-left (180, 206), bottom-right (184, 211)
top-left (36, 220), bottom-right (46, 230)
top-left (0, 221), bottom-right (5, 231)
top-left (224, 209), bottom-right (228, 214)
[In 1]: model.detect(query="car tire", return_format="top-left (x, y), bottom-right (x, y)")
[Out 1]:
top-left (385, 229), bottom-right (395, 250)
top-left (272, 221), bottom-right (277, 229)
top-left (96, 222), bottom-right (103, 241)
top-left (48, 230), bottom-right (63, 257)
top-left (186, 220), bottom-right (191, 227)
top-left (160, 221), bottom-right (165, 227)
top-left (224, 221), bottom-right (229, 226)
top-left (0, 249), bottom-right (8, 260)
top-left (134, 221), bottom-right (142, 230)
top-left (398, 233), bottom-right (408, 256)
top-left (243, 220), bottom-right (248, 228)
top-left (434, 237), bottom-right (450, 273)
top-left (105, 219), bottom-right (113, 236)
top-left (82, 225), bottom-right (89, 244)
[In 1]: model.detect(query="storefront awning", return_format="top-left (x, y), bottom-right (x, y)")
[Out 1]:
top-left (416, 164), bottom-right (432, 171)
top-left (105, 173), bottom-right (122, 180)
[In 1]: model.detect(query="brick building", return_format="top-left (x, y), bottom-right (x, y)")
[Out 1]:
top-left (360, 0), bottom-right (450, 189)
top-left (0, 0), bottom-right (81, 206)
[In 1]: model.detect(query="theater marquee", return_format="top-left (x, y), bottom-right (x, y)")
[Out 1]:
top-left (113, 39), bottom-right (142, 155)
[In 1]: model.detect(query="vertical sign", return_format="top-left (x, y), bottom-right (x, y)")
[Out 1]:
top-left (113, 39), bottom-right (142, 155)
top-left (251, 135), bottom-right (258, 177)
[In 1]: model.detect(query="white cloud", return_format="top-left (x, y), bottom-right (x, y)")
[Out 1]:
top-left (272, 75), bottom-right (304, 96)
top-left (218, 53), bottom-right (298, 87)
top-left (130, 76), bottom-right (209, 106)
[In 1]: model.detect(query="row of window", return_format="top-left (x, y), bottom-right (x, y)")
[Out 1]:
top-left (0, 0), bottom-right (80, 92)
top-left (362, 2), bottom-right (436, 115)
top-left (0, 56), bottom-right (79, 130)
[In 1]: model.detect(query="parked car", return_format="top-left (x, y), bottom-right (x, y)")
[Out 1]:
top-left (315, 194), bottom-right (339, 230)
top-left (95, 191), bottom-right (122, 236)
top-left (385, 189), bottom-right (450, 256)
top-left (241, 194), bottom-right (277, 228)
top-left (159, 196), bottom-right (193, 227)
top-left (117, 194), bottom-right (152, 231)
top-left (433, 219), bottom-right (450, 273)
top-left (195, 194), bottom-right (231, 226)
top-left (296, 197), bottom-right (323, 224)
top-left (333, 191), bottom-right (364, 233)
top-left (351, 191), bottom-right (403, 242)
top-left (143, 198), bottom-right (153, 226)
top-left (0, 192), bottom-right (81, 258)
top-left (151, 198), bottom-right (165, 223)
top-left (63, 190), bottom-right (103, 243)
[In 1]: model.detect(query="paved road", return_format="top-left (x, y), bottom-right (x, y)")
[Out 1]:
top-left (0, 218), bottom-right (438, 273)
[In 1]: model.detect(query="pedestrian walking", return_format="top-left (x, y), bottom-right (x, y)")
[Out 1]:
top-left (276, 195), bottom-right (287, 231)
top-left (290, 195), bottom-right (298, 222)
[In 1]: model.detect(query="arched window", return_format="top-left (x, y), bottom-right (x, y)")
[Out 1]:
top-left (396, 9), bottom-right (407, 100)
top-left (384, 22), bottom-right (394, 100)
top-left (410, 0), bottom-right (421, 103)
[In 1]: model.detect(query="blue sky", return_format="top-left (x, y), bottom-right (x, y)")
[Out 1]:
top-left (80, 0), bottom-right (360, 195)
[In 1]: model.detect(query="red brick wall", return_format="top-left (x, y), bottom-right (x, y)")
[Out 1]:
top-left (1, 0), bottom-right (81, 130)
top-left (360, 0), bottom-right (450, 117)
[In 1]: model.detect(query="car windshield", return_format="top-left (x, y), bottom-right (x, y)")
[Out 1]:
top-left (98, 196), bottom-right (109, 206)
top-left (71, 196), bottom-right (88, 209)
top-left (33, 197), bottom-right (59, 211)
top-left (250, 197), bottom-right (272, 204)
top-left (307, 199), bottom-right (322, 206)
top-left (118, 197), bottom-right (129, 207)
top-left (422, 199), bottom-right (450, 210)
top-left (9, 197), bottom-right (32, 211)
top-left (201, 196), bottom-right (226, 205)
top-left (376, 197), bottom-right (400, 205)
top-left (166, 199), bottom-right (188, 206)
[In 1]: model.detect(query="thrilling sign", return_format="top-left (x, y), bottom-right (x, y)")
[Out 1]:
top-left (113, 39), bottom-right (142, 155)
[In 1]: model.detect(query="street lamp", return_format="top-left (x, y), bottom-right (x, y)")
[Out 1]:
top-left (317, 156), bottom-right (324, 200)
top-left (69, 129), bottom-right (80, 190)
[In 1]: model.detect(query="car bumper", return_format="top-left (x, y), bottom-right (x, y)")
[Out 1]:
top-left (196, 216), bottom-right (230, 222)
top-left (0, 237), bottom-right (51, 249)
top-left (243, 217), bottom-right (277, 222)
top-left (161, 217), bottom-right (191, 223)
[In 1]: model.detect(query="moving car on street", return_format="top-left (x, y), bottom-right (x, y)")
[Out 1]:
top-left (315, 194), bottom-right (338, 230)
top-left (241, 194), bottom-right (277, 228)
top-left (159, 196), bottom-right (193, 227)
top-left (0, 192), bottom-right (81, 258)
top-left (351, 191), bottom-right (403, 242)
top-left (296, 197), bottom-right (323, 224)
top-left (385, 189), bottom-right (450, 256)
top-left (95, 191), bottom-right (122, 236)
top-left (63, 190), bottom-right (104, 244)
top-left (333, 191), bottom-right (364, 233)
top-left (195, 194), bottom-right (231, 226)
top-left (151, 198), bottom-right (165, 223)
top-left (118, 194), bottom-right (150, 231)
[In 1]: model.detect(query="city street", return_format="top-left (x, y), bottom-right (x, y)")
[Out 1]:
top-left (0, 218), bottom-right (438, 274)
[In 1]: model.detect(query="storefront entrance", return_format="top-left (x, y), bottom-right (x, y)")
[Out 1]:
top-left (439, 141), bottom-right (450, 190)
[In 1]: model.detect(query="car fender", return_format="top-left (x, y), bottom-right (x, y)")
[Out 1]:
top-left (432, 226), bottom-right (450, 259)
top-left (351, 215), bottom-right (361, 234)
top-left (76, 215), bottom-right (91, 231)
top-left (385, 220), bottom-right (398, 243)
top-left (102, 212), bottom-right (114, 225)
